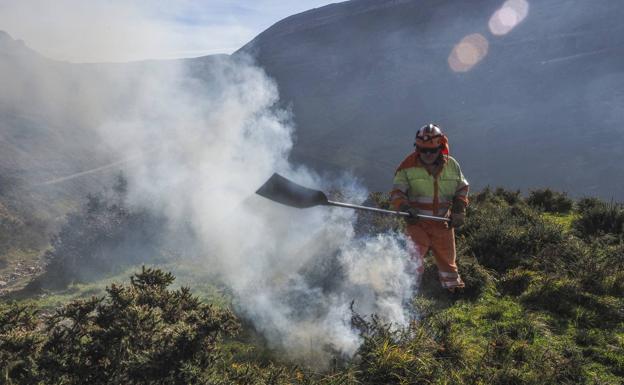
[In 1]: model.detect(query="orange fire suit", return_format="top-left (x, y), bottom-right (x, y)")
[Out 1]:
top-left (390, 152), bottom-right (469, 290)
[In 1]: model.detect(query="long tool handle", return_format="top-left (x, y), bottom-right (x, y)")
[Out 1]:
top-left (326, 200), bottom-right (450, 222)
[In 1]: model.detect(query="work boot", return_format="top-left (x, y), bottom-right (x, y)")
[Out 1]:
top-left (447, 286), bottom-right (464, 295)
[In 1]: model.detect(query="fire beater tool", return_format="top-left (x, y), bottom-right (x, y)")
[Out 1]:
top-left (255, 173), bottom-right (450, 223)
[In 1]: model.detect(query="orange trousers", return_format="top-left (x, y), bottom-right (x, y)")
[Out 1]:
top-left (406, 220), bottom-right (465, 290)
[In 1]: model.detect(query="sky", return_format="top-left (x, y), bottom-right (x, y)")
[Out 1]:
top-left (0, 0), bottom-right (338, 63)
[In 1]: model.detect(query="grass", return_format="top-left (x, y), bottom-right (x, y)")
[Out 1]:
top-left (2, 188), bottom-right (623, 384)
top-left (9, 262), bottom-right (232, 313)
top-left (541, 212), bottom-right (578, 232)
top-left (9, 269), bottom-right (132, 311)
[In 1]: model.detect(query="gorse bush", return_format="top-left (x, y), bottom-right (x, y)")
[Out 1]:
top-left (456, 257), bottom-right (496, 300)
top-left (499, 268), bottom-right (539, 296)
top-left (0, 301), bottom-right (41, 382)
top-left (520, 276), bottom-right (622, 328)
top-left (573, 201), bottom-right (624, 239)
top-left (350, 313), bottom-right (443, 384)
top-left (576, 197), bottom-right (603, 213)
top-left (526, 188), bottom-right (573, 214)
top-left (474, 186), bottom-right (523, 206)
top-left (38, 267), bottom-right (241, 384)
top-left (460, 201), bottom-right (565, 273)
top-left (1, 267), bottom-right (307, 385)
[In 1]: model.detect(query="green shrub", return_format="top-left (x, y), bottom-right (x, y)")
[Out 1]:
top-left (351, 312), bottom-right (444, 384)
top-left (457, 257), bottom-right (496, 300)
top-left (576, 197), bottom-right (603, 213)
top-left (499, 269), bottom-right (540, 296)
top-left (571, 242), bottom-right (624, 297)
top-left (460, 203), bottom-right (565, 273)
top-left (526, 189), bottom-right (573, 214)
top-left (530, 237), bottom-right (588, 275)
top-left (40, 267), bottom-right (242, 384)
top-left (1, 267), bottom-right (250, 385)
top-left (521, 277), bottom-right (623, 329)
top-left (525, 237), bottom-right (624, 298)
top-left (0, 302), bottom-right (42, 382)
top-left (573, 202), bottom-right (624, 238)
top-left (473, 186), bottom-right (523, 206)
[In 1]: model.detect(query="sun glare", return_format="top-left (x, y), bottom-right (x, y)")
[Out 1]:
top-left (448, 33), bottom-right (489, 72)
top-left (489, 0), bottom-right (529, 36)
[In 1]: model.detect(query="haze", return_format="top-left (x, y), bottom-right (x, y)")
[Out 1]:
top-left (0, 0), bottom-right (337, 62)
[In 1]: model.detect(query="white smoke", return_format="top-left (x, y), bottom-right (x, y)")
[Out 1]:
top-left (91, 55), bottom-right (416, 365)
top-left (0, 3), bottom-right (417, 366)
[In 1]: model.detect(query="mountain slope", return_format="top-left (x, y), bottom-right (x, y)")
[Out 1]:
top-left (238, 0), bottom-right (624, 198)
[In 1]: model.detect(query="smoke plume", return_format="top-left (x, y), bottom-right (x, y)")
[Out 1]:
top-left (93, 54), bottom-right (416, 365)
top-left (0, 4), bottom-right (417, 366)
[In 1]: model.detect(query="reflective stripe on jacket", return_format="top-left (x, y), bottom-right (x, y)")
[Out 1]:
top-left (390, 153), bottom-right (469, 216)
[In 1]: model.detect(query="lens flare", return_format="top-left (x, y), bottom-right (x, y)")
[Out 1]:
top-left (488, 0), bottom-right (529, 36)
top-left (448, 33), bottom-right (489, 72)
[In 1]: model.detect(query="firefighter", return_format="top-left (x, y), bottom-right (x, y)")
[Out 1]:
top-left (390, 123), bottom-right (469, 292)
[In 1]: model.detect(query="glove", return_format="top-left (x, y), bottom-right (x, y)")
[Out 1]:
top-left (450, 212), bottom-right (465, 228)
top-left (451, 198), bottom-right (467, 214)
top-left (450, 199), bottom-right (467, 228)
top-left (399, 203), bottom-right (420, 225)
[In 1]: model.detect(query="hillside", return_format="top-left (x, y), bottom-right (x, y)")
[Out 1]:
top-left (1, 30), bottom-right (122, 228)
top-left (2, 189), bottom-right (623, 384)
top-left (0, 31), bottom-right (228, 291)
top-left (238, 0), bottom-right (624, 198)
top-left (2, 0), bottom-right (623, 221)
top-left (0, 31), bottom-right (230, 245)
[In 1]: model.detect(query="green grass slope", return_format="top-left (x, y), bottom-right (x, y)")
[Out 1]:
top-left (1, 188), bottom-right (623, 384)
